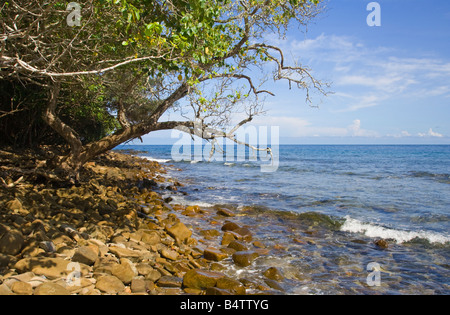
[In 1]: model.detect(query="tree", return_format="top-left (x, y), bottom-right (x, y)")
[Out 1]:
top-left (0, 0), bottom-right (328, 180)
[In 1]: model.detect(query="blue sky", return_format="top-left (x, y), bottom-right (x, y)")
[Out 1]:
top-left (143, 0), bottom-right (450, 145)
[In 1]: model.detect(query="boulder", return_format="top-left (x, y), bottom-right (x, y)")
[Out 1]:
top-left (182, 269), bottom-right (226, 290)
top-left (111, 261), bottom-right (136, 285)
top-left (203, 247), bottom-right (229, 262)
top-left (0, 224), bottom-right (24, 256)
top-left (34, 283), bottom-right (70, 295)
top-left (166, 222), bottom-right (192, 244)
top-left (232, 251), bottom-right (259, 267)
top-left (157, 276), bottom-right (183, 288)
top-left (95, 275), bottom-right (125, 294)
top-left (72, 246), bottom-right (99, 266)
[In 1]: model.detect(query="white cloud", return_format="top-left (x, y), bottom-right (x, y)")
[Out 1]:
top-left (418, 128), bottom-right (444, 138)
top-left (253, 116), bottom-right (378, 138)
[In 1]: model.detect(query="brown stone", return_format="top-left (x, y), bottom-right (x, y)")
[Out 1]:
top-left (227, 240), bottom-right (248, 251)
top-left (216, 208), bottom-right (235, 217)
top-left (72, 246), bottom-right (99, 266)
top-left (374, 239), bottom-right (389, 249)
top-left (182, 269), bottom-right (226, 290)
top-left (95, 275), bottom-right (125, 294)
top-left (111, 261), bottom-right (136, 284)
top-left (157, 276), bottom-right (183, 288)
top-left (216, 277), bottom-right (246, 295)
top-left (0, 225), bottom-right (24, 256)
top-left (203, 247), bottom-right (229, 261)
top-left (11, 281), bottom-right (33, 295)
top-left (205, 287), bottom-right (232, 295)
top-left (166, 222), bottom-right (192, 244)
top-left (34, 283), bottom-right (70, 295)
top-left (221, 221), bottom-right (240, 232)
top-left (263, 267), bottom-right (284, 281)
top-left (160, 248), bottom-right (179, 261)
top-left (108, 246), bottom-right (142, 258)
top-left (232, 251), bottom-right (259, 267)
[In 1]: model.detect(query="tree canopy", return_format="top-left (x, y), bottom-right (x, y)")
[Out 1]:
top-left (0, 0), bottom-right (327, 180)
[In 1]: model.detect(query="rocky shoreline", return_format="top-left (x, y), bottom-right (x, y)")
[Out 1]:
top-left (0, 150), bottom-right (285, 295)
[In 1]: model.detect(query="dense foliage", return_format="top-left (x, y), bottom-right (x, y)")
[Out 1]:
top-left (0, 0), bottom-right (326, 178)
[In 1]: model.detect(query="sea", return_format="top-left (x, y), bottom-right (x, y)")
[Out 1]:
top-left (115, 144), bottom-right (450, 295)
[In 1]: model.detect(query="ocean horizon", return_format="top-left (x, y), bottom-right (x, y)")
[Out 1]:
top-left (115, 144), bottom-right (450, 294)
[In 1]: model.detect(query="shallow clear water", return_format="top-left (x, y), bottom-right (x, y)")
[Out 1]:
top-left (116, 144), bottom-right (450, 294)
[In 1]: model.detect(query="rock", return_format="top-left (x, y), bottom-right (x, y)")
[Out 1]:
top-left (145, 269), bottom-right (162, 282)
top-left (0, 253), bottom-right (12, 268)
top-left (227, 240), bottom-right (248, 252)
top-left (221, 232), bottom-right (237, 246)
top-left (166, 222), bottom-right (192, 244)
top-left (205, 287), bottom-right (232, 295)
top-left (95, 275), bottom-right (125, 294)
top-left (263, 267), bottom-right (284, 281)
top-left (216, 208), bottom-right (235, 217)
top-left (0, 284), bottom-right (14, 295)
top-left (374, 239), bottom-right (389, 249)
top-left (34, 283), bottom-right (70, 295)
top-left (203, 247), bottom-right (229, 262)
top-left (111, 261), bottom-right (136, 285)
top-left (0, 225), bottom-right (24, 255)
top-left (39, 241), bottom-right (56, 253)
top-left (130, 279), bottom-right (148, 293)
top-left (232, 251), bottom-right (259, 267)
top-left (6, 199), bottom-right (26, 215)
top-left (72, 246), bottom-right (99, 266)
top-left (221, 221), bottom-right (240, 232)
top-left (11, 281), bottom-right (33, 295)
top-left (182, 269), bottom-right (226, 290)
top-left (216, 277), bottom-right (246, 295)
top-left (14, 257), bottom-right (90, 280)
top-left (233, 227), bottom-right (253, 242)
top-left (264, 279), bottom-right (285, 292)
top-left (108, 246), bottom-right (142, 259)
top-left (141, 231), bottom-right (161, 246)
top-left (160, 248), bottom-right (179, 261)
top-left (157, 276), bottom-right (183, 288)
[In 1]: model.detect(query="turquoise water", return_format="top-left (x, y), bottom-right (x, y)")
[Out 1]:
top-left (117, 145), bottom-right (450, 294)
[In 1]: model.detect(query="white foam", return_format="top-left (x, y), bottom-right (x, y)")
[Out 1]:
top-left (141, 156), bottom-right (172, 163)
top-left (341, 216), bottom-right (450, 244)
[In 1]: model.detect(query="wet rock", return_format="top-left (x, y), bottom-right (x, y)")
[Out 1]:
top-left (216, 277), bottom-right (246, 295)
top-left (374, 239), bottom-right (389, 249)
top-left (232, 251), bottom-right (259, 267)
top-left (221, 221), bottom-right (240, 232)
top-left (206, 287), bottom-right (232, 295)
top-left (264, 279), bottom-right (285, 292)
top-left (34, 283), bottom-right (70, 295)
top-left (216, 208), bottom-right (235, 217)
top-left (227, 240), bottom-right (248, 252)
top-left (203, 247), bottom-right (229, 262)
top-left (263, 267), bottom-right (284, 281)
top-left (166, 222), bottom-right (192, 244)
top-left (95, 275), bottom-right (125, 294)
top-left (183, 269), bottom-right (226, 290)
